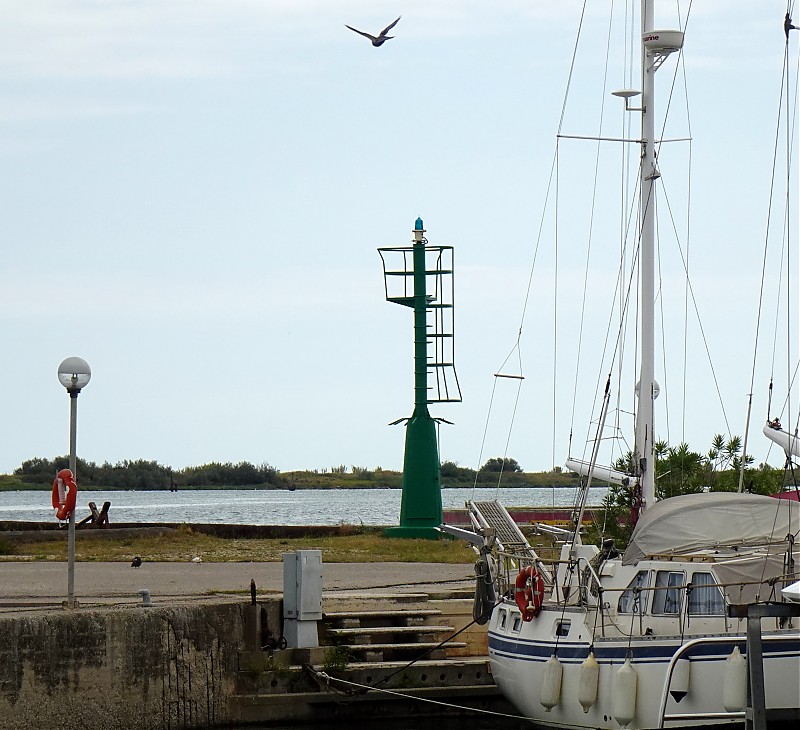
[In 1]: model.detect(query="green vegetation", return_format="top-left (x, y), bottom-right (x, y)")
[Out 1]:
top-left (595, 435), bottom-right (786, 545)
top-left (0, 536), bottom-right (15, 556)
top-left (2, 445), bottom-right (786, 511)
top-left (287, 461), bottom-right (579, 490)
top-left (10, 456), bottom-right (282, 490)
top-left (322, 646), bottom-right (352, 672)
top-left (0, 474), bottom-right (29, 490)
top-left (1, 456), bottom-right (581, 491)
top-left (8, 527), bottom-right (479, 564)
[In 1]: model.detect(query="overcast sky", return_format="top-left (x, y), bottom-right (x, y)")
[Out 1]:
top-left (0, 1), bottom-right (796, 477)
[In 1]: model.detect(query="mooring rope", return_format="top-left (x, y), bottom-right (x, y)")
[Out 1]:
top-left (311, 670), bottom-right (543, 724)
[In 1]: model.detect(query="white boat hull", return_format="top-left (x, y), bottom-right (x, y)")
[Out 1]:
top-left (488, 603), bottom-right (800, 729)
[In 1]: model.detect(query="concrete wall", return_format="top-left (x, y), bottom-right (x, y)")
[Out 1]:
top-left (0, 602), bottom-right (251, 730)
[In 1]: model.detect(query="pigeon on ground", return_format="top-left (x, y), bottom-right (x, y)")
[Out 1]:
top-left (131, 556), bottom-right (142, 568)
top-left (345, 16), bottom-right (401, 47)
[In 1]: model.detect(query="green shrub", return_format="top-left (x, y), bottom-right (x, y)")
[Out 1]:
top-left (322, 646), bottom-right (351, 672)
top-left (0, 537), bottom-right (16, 556)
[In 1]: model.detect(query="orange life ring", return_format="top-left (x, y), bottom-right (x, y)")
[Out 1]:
top-left (514, 565), bottom-right (545, 621)
top-left (52, 469), bottom-right (77, 521)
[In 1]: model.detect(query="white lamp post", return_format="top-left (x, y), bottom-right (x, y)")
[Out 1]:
top-left (57, 356), bottom-right (91, 609)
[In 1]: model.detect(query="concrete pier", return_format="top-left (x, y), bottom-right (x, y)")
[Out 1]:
top-left (0, 601), bottom-right (247, 730)
top-left (0, 561), bottom-right (493, 729)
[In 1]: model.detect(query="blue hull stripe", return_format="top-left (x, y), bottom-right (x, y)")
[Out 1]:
top-left (488, 632), bottom-right (800, 665)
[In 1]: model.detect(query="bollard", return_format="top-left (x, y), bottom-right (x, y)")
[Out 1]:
top-left (138, 589), bottom-right (152, 607)
top-left (245, 579), bottom-right (262, 650)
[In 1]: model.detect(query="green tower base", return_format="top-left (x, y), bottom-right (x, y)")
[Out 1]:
top-left (389, 408), bottom-right (443, 540)
top-left (383, 525), bottom-right (442, 540)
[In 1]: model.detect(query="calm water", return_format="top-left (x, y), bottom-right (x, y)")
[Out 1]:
top-left (1, 487), bottom-right (606, 525)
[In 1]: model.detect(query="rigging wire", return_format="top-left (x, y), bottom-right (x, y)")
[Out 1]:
top-left (611, 0), bottom-right (635, 464)
top-left (678, 0), bottom-right (694, 445)
top-left (567, 3), bottom-right (617, 463)
top-left (744, 25), bottom-right (792, 473)
top-left (572, 0), bottom-right (698, 476)
top-left (746, 9), bottom-right (800, 484)
top-left (472, 0), bottom-right (590, 487)
top-left (470, 150), bottom-right (558, 496)
top-left (651, 1), bottom-right (695, 450)
top-left (782, 6), bottom-right (798, 456)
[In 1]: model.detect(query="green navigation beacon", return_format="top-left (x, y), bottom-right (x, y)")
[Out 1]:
top-left (378, 218), bottom-right (462, 538)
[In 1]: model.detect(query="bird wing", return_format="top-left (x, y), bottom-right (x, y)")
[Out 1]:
top-left (379, 16), bottom-right (401, 36)
top-left (345, 25), bottom-right (378, 42)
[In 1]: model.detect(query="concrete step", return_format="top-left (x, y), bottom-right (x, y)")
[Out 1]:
top-left (321, 656), bottom-right (494, 690)
top-left (323, 608), bottom-right (443, 627)
top-left (319, 594), bottom-right (486, 662)
top-left (338, 641), bottom-right (468, 662)
top-left (322, 592), bottom-right (433, 612)
top-left (325, 625), bottom-right (455, 642)
top-left (236, 652), bottom-right (488, 696)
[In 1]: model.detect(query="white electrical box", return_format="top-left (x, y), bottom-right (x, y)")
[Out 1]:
top-left (282, 550), bottom-right (323, 648)
top-left (283, 549), bottom-right (323, 620)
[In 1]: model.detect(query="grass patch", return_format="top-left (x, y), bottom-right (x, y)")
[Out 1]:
top-left (11, 531), bottom-right (478, 564)
top-left (322, 646), bottom-right (351, 672)
top-left (0, 536), bottom-right (16, 556)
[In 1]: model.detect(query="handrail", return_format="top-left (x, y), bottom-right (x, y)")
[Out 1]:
top-left (656, 633), bottom-right (795, 727)
top-left (574, 555), bottom-right (604, 606)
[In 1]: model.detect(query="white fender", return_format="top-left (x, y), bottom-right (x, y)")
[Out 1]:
top-left (723, 646), bottom-right (747, 712)
top-left (540, 654), bottom-right (563, 711)
top-left (669, 657), bottom-right (691, 703)
top-left (613, 657), bottom-right (638, 727)
top-left (578, 651), bottom-right (599, 712)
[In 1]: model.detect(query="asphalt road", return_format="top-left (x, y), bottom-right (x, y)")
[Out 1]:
top-left (0, 561), bottom-right (475, 613)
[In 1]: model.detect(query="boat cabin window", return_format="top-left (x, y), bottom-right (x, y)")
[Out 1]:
top-left (498, 609), bottom-right (508, 630)
top-left (618, 570), bottom-right (650, 614)
top-left (555, 620), bottom-right (570, 637)
top-left (511, 614), bottom-right (523, 633)
top-left (652, 571), bottom-right (685, 615)
top-left (687, 571), bottom-right (725, 615)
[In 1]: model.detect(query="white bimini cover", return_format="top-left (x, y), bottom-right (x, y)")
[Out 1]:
top-left (622, 492), bottom-right (799, 564)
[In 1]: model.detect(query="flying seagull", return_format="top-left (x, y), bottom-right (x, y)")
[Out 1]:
top-left (345, 16), bottom-right (401, 47)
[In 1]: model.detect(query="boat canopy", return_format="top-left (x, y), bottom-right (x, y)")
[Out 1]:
top-left (622, 492), bottom-right (800, 564)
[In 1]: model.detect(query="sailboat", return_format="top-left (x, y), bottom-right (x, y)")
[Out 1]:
top-left (449, 3), bottom-right (800, 728)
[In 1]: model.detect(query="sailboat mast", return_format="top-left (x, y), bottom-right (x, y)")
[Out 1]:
top-left (636, 0), bottom-right (658, 511)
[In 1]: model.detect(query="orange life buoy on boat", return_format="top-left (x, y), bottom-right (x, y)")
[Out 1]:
top-left (514, 564), bottom-right (545, 621)
top-left (52, 469), bottom-right (77, 521)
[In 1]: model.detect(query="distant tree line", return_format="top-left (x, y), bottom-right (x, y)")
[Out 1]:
top-left (14, 457), bottom-right (281, 490)
top-left (9, 455), bottom-right (544, 490)
top-left (440, 457), bottom-right (524, 483)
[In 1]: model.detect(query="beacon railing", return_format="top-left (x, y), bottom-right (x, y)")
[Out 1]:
top-left (378, 243), bottom-right (462, 403)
